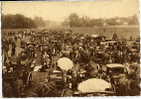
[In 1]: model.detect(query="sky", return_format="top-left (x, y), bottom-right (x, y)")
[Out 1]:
top-left (2, 0), bottom-right (139, 22)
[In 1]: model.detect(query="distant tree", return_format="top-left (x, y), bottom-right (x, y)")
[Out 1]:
top-left (65, 14), bottom-right (92, 27)
top-left (106, 18), bottom-right (117, 25)
top-left (63, 13), bottom-right (138, 27)
top-left (2, 14), bottom-right (37, 29)
top-left (33, 17), bottom-right (46, 28)
top-left (90, 19), bottom-right (104, 26)
top-left (68, 13), bottom-right (80, 27)
top-left (79, 16), bottom-right (91, 27)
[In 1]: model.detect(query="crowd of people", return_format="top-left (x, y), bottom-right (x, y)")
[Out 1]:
top-left (2, 29), bottom-right (140, 97)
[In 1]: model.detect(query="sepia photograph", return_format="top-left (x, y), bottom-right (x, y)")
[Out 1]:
top-left (1, 0), bottom-right (140, 97)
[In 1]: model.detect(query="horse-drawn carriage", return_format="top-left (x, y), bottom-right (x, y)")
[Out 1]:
top-left (26, 57), bottom-right (130, 96)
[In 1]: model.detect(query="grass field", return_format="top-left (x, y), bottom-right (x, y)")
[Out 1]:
top-left (70, 26), bottom-right (140, 40)
top-left (2, 25), bottom-right (140, 40)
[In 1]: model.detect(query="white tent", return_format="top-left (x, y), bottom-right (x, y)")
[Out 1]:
top-left (57, 57), bottom-right (74, 71)
top-left (78, 78), bottom-right (111, 93)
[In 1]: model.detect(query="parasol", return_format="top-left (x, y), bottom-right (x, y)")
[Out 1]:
top-left (91, 34), bottom-right (99, 38)
top-left (33, 65), bottom-right (42, 71)
top-left (78, 78), bottom-right (111, 93)
top-left (57, 57), bottom-right (74, 71)
top-left (106, 64), bottom-right (124, 68)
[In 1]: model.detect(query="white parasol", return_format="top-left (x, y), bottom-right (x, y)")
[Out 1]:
top-left (106, 64), bottom-right (124, 68)
top-left (78, 78), bottom-right (111, 93)
top-left (33, 65), bottom-right (42, 71)
top-left (91, 34), bottom-right (99, 38)
top-left (57, 57), bottom-right (74, 71)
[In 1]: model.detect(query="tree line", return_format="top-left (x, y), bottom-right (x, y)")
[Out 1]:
top-left (2, 14), bottom-right (46, 29)
top-left (2, 13), bottom-right (139, 29)
top-left (62, 13), bottom-right (139, 27)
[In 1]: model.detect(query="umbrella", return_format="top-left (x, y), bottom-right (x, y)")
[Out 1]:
top-left (106, 64), bottom-right (124, 68)
top-left (57, 57), bottom-right (74, 71)
top-left (33, 65), bottom-right (42, 71)
top-left (78, 78), bottom-right (111, 93)
top-left (91, 34), bottom-right (99, 38)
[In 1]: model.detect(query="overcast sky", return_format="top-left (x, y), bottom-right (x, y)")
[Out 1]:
top-left (2, 0), bottom-right (139, 22)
